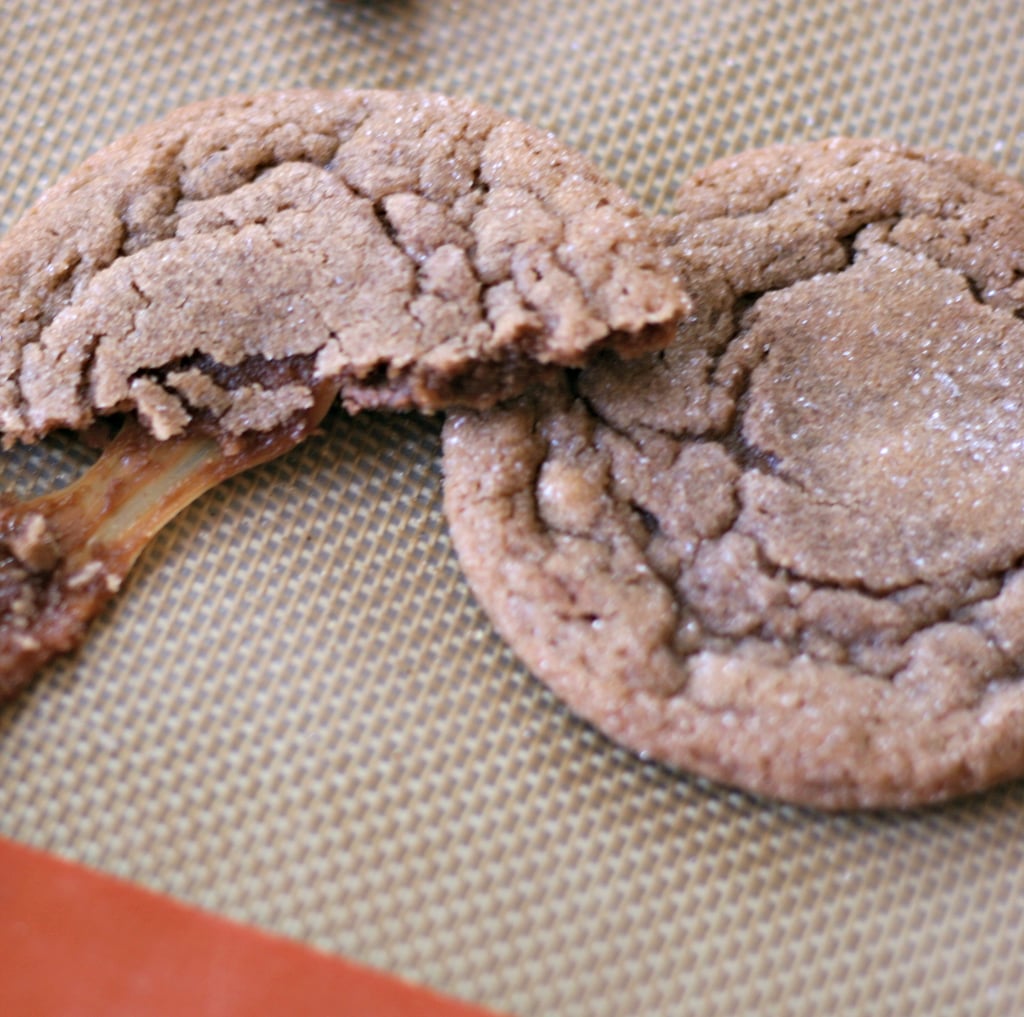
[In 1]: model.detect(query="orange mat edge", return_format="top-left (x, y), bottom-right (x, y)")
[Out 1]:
top-left (0, 835), bottom-right (508, 1017)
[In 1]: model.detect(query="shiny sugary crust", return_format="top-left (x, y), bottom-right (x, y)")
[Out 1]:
top-left (0, 88), bottom-right (686, 444)
top-left (443, 138), bottom-right (1024, 810)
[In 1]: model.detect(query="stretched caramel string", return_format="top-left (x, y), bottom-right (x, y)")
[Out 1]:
top-left (0, 383), bottom-right (338, 699)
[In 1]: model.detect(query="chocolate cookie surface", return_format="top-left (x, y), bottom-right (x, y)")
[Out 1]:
top-left (443, 138), bottom-right (1024, 809)
top-left (0, 89), bottom-right (684, 446)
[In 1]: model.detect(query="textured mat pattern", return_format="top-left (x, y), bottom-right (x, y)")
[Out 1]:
top-left (3, 2), bottom-right (1024, 1015)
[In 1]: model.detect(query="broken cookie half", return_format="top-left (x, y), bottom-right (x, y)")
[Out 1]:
top-left (0, 88), bottom-right (686, 698)
top-left (443, 138), bottom-right (1024, 809)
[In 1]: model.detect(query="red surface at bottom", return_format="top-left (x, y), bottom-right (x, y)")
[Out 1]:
top-left (0, 835), bottom-right (505, 1016)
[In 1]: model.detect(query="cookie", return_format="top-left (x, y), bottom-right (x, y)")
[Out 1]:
top-left (0, 88), bottom-right (687, 700)
top-left (0, 88), bottom-right (685, 447)
top-left (442, 138), bottom-right (1024, 809)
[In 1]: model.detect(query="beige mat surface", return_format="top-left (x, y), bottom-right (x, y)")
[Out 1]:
top-left (3, 2), bottom-right (1024, 1014)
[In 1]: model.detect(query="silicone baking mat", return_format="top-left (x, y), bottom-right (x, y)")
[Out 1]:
top-left (3, 2), bottom-right (1024, 1015)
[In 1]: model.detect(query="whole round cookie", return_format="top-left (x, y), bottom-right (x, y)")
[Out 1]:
top-left (0, 88), bottom-right (684, 446)
top-left (443, 138), bottom-right (1024, 809)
